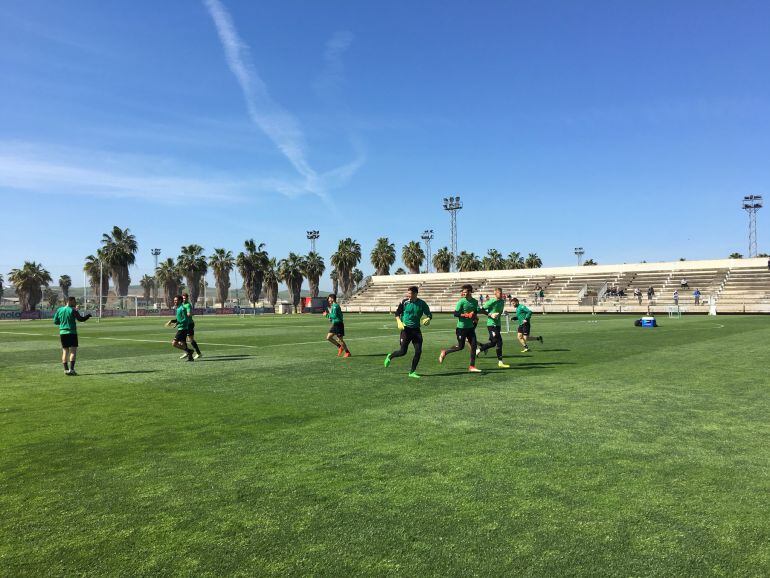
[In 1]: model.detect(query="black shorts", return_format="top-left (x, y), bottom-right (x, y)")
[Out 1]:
top-left (174, 329), bottom-right (189, 342)
top-left (456, 327), bottom-right (477, 344)
top-left (517, 322), bottom-right (530, 336)
top-left (400, 326), bottom-right (423, 345)
top-left (187, 321), bottom-right (195, 337)
top-left (60, 334), bottom-right (78, 348)
top-left (329, 323), bottom-right (345, 337)
top-left (487, 326), bottom-right (502, 341)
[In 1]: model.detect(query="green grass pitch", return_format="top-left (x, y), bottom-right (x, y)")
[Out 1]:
top-left (1, 313), bottom-right (768, 576)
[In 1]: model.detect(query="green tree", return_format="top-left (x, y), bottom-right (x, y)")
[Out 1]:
top-left (525, 253), bottom-right (543, 269)
top-left (263, 258), bottom-right (279, 307)
top-left (729, 252), bottom-right (743, 259)
top-left (402, 241), bottom-right (425, 274)
top-left (209, 249), bottom-right (235, 308)
top-left (583, 259), bottom-right (597, 266)
top-left (178, 244), bottom-right (208, 306)
top-left (370, 237), bottom-right (396, 276)
top-left (394, 267), bottom-right (407, 275)
top-left (506, 251), bottom-right (525, 269)
top-left (100, 226), bottom-right (138, 306)
top-left (432, 247), bottom-right (453, 273)
top-left (58, 275), bottom-right (72, 300)
top-left (456, 251), bottom-right (481, 272)
top-left (481, 249), bottom-right (506, 271)
top-left (9, 261), bottom-right (52, 311)
top-left (44, 287), bottom-right (59, 309)
top-left (302, 252), bottom-right (325, 298)
top-left (139, 274), bottom-right (155, 302)
top-left (330, 268), bottom-right (339, 295)
top-left (84, 252), bottom-right (109, 307)
top-left (331, 238), bottom-right (362, 296)
top-left (156, 258), bottom-right (182, 308)
top-left (278, 253), bottom-right (306, 313)
top-left (352, 268), bottom-right (364, 290)
top-left (236, 240), bottom-right (269, 306)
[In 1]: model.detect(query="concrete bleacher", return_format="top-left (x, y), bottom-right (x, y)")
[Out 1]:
top-left (342, 257), bottom-right (770, 314)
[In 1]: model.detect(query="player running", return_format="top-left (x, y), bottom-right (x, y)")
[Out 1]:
top-left (384, 285), bottom-right (432, 378)
top-left (324, 293), bottom-right (351, 357)
top-left (477, 287), bottom-right (510, 368)
top-left (178, 292), bottom-right (202, 359)
top-left (166, 295), bottom-right (195, 361)
top-left (511, 297), bottom-right (543, 352)
top-left (53, 296), bottom-right (92, 375)
top-left (439, 284), bottom-right (482, 372)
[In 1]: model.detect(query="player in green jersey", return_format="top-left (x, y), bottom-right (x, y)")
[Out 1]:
top-left (324, 294), bottom-right (351, 357)
top-left (384, 285), bottom-right (432, 378)
top-left (439, 284), bottom-right (482, 372)
top-left (179, 293), bottom-right (202, 359)
top-left (53, 296), bottom-right (92, 375)
top-left (166, 295), bottom-right (195, 361)
top-left (477, 287), bottom-right (510, 368)
top-left (511, 297), bottom-right (543, 352)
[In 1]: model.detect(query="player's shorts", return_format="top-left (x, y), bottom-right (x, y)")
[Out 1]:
top-left (329, 322), bottom-right (345, 337)
top-left (174, 329), bottom-right (189, 342)
top-left (487, 326), bottom-right (502, 341)
top-left (187, 321), bottom-right (195, 337)
top-left (400, 326), bottom-right (423, 346)
top-left (517, 322), bottom-right (530, 336)
top-left (60, 334), bottom-right (78, 348)
top-left (456, 327), bottom-right (477, 343)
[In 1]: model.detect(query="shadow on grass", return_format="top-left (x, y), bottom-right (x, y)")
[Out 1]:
top-left (196, 355), bottom-right (253, 362)
top-left (538, 348), bottom-right (571, 352)
top-left (424, 371), bottom-right (488, 377)
top-left (91, 370), bottom-right (158, 375)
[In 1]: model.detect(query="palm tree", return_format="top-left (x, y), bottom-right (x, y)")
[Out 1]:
top-left (583, 259), bottom-right (598, 266)
top-left (302, 252), bottom-right (325, 298)
top-left (100, 226), bottom-right (138, 306)
top-left (729, 252), bottom-right (743, 259)
top-left (370, 237), bottom-right (396, 276)
top-left (58, 275), bottom-right (72, 300)
top-left (83, 252), bottom-right (109, 307)
top-left (8, 261), bottom-right (52, 311)
top-left (481, 249), bottom-right (506, 271)
top-left (456, 251), bottom-right (481, 272)
top-left (352, 268), bottom-right (364, 290)
top-left (331, 238), bottom-right (361, 296)
top-left (525, 253), bottom-right (543, 269)
top-left (263, 258), bottom-right (279, 307)
top-left (139, 274), bottom-right (155, 302)
top-left (177, 244), bottom-right (208, 306)
top-left (155, 258), bottom-right (182, 308)
top-left (44, 287), bottom-right (59, 309)
top-left (236, 240), bottom-right (269, 307)
top-left (278, 253), bottom-right (306, 313)
top-left (432, 247), bottom-right (453, 273)
top-left (395, 267), bottom-right (407, 275)
top-left (209, 249), bottom-right (235, 307)
top-left (402, 241), bottom-right (425, 274)
top-left (506, 251), bottom-right (525, 269)
top-left (330, 268), bottom-right (339, 295)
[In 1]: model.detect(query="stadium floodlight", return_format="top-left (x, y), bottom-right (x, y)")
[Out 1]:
top-left (574, 247), bottom-right (585, 266)
top-left (306, 230), bottom-right (320, 253)
top-left (151, 249), bottom-right (162, 307)
top-left (443, 196), bottom-right (463, 271)
top-left (421, 229), bottom-right (434, 273)
top-left (741, 195), bottom-right (763, 257)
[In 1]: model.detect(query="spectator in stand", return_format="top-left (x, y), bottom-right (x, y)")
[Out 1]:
top-left (507, 293), bottom-right (513, 304)
top-left (680, 278), bottom-right (689, 289)
top-left (538, 287), bottom-right (544, 304)
top-left (634, 288), bottom-right (642, 304)
top-left (694, 288), bottom-right (701, 305)
top-left (619, 288), bottom-right (626, 297)
top-left (647, 286), bottom-right (655, 301)
top-left (673, 290), bottom-right (679, 306)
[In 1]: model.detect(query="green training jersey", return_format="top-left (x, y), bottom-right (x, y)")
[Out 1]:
top-left (183, 302), bottom-right (193, 318)
top-left (53, 306), bottom-right (81, 335)
top-left (397, 298), bottom-right (432, 328)
top-left (175, 305), bottom-right (190, 330)
top-left (514, 303), bottom-right (532, 324)
top-left (455, 296), bottom-right (479, 329)
top-left (327, 302), bottom-right (343, 324)
top-left (483, 297), bottom-right (505, 327)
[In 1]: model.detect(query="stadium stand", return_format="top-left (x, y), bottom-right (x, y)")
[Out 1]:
top-left (342, 258), bottom-right (770, 314)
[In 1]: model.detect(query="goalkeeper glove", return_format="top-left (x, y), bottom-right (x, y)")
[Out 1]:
top-left (421, 317), bottom-right (431, 326)
top-left (460, 312), bottom-right (475, 319)
top-left (490, 312), bottom-right (500, 319)
top-left (396, 318), bottom-right (405, 330)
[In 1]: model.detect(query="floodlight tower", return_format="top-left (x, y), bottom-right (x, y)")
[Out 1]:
top-left (443, 196), bottom-right (462, 271)
top-left (574, 247), bottom-right (585, 266)
top-left (151, 248), bottom-right (161, 272)
top-left (151, 248), bottom-right (161, 306)
top-left (421, 229), bottom-right (434, 273)
top-left (307, 230), bottom-right (320, 253)
top-left (741, 195), bottom-right (763, 257)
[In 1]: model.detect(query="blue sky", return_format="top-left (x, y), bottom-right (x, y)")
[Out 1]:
top-left (1, 0), bottom-right (769, 289)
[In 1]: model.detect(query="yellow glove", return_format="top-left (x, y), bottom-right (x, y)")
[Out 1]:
top-left (165, 320), bottom-right (175, 328)
top-left (396, 317), bottom-right (405, 330)
top-left (421, 317), bottom-right (431, 326)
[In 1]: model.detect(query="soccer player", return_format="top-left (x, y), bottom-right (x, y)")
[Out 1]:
top-left (178, 292), bottom-right (202, 359)
top-left (439, 284), bottom-right (482, 372)
top-left (166, 295), bottom-right (194, 361)
top-left (476, 287), bottom-right (510, 368)
top-left (53, 296), bottom-right (92, 375)
top-left (511, 297), bottom-right (543, 353)
top-left (384, 285), bottom-right (432, 378)
top-left (324, 293), bottom-right (350, 357)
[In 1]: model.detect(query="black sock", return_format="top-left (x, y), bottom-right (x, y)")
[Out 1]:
top-left (63, 362), bottom-right (69, 371)
top-left (191, 340), bottom-right (201, 355)
top-left (70, 359), bottom-right (76, 370)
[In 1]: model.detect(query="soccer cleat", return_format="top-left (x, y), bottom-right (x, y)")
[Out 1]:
top-left (193, 352), bottom-right (201, 359)
top-left (438, 349), bottom-right (447, 364)
top-left (408, 371), bottom-right (421, 379)
top-left (179, 353), bottom-right (189, 359)
top-left (468, 366), bottom-right (482, 373)
top-left (521, 348), bottom-right (530, 353)
top-left (384, 353), bottom-right (392, 368)
top-left (497, 361), bottom-right (510, 368)
top-left (343, 351), bottom-right (352, 358)
top-left (476, 346), bottom-right (482, 356)
top-left (67, 370), bottom-right (78, 376)
top-left (337, 346), bottom-right (344, 357)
